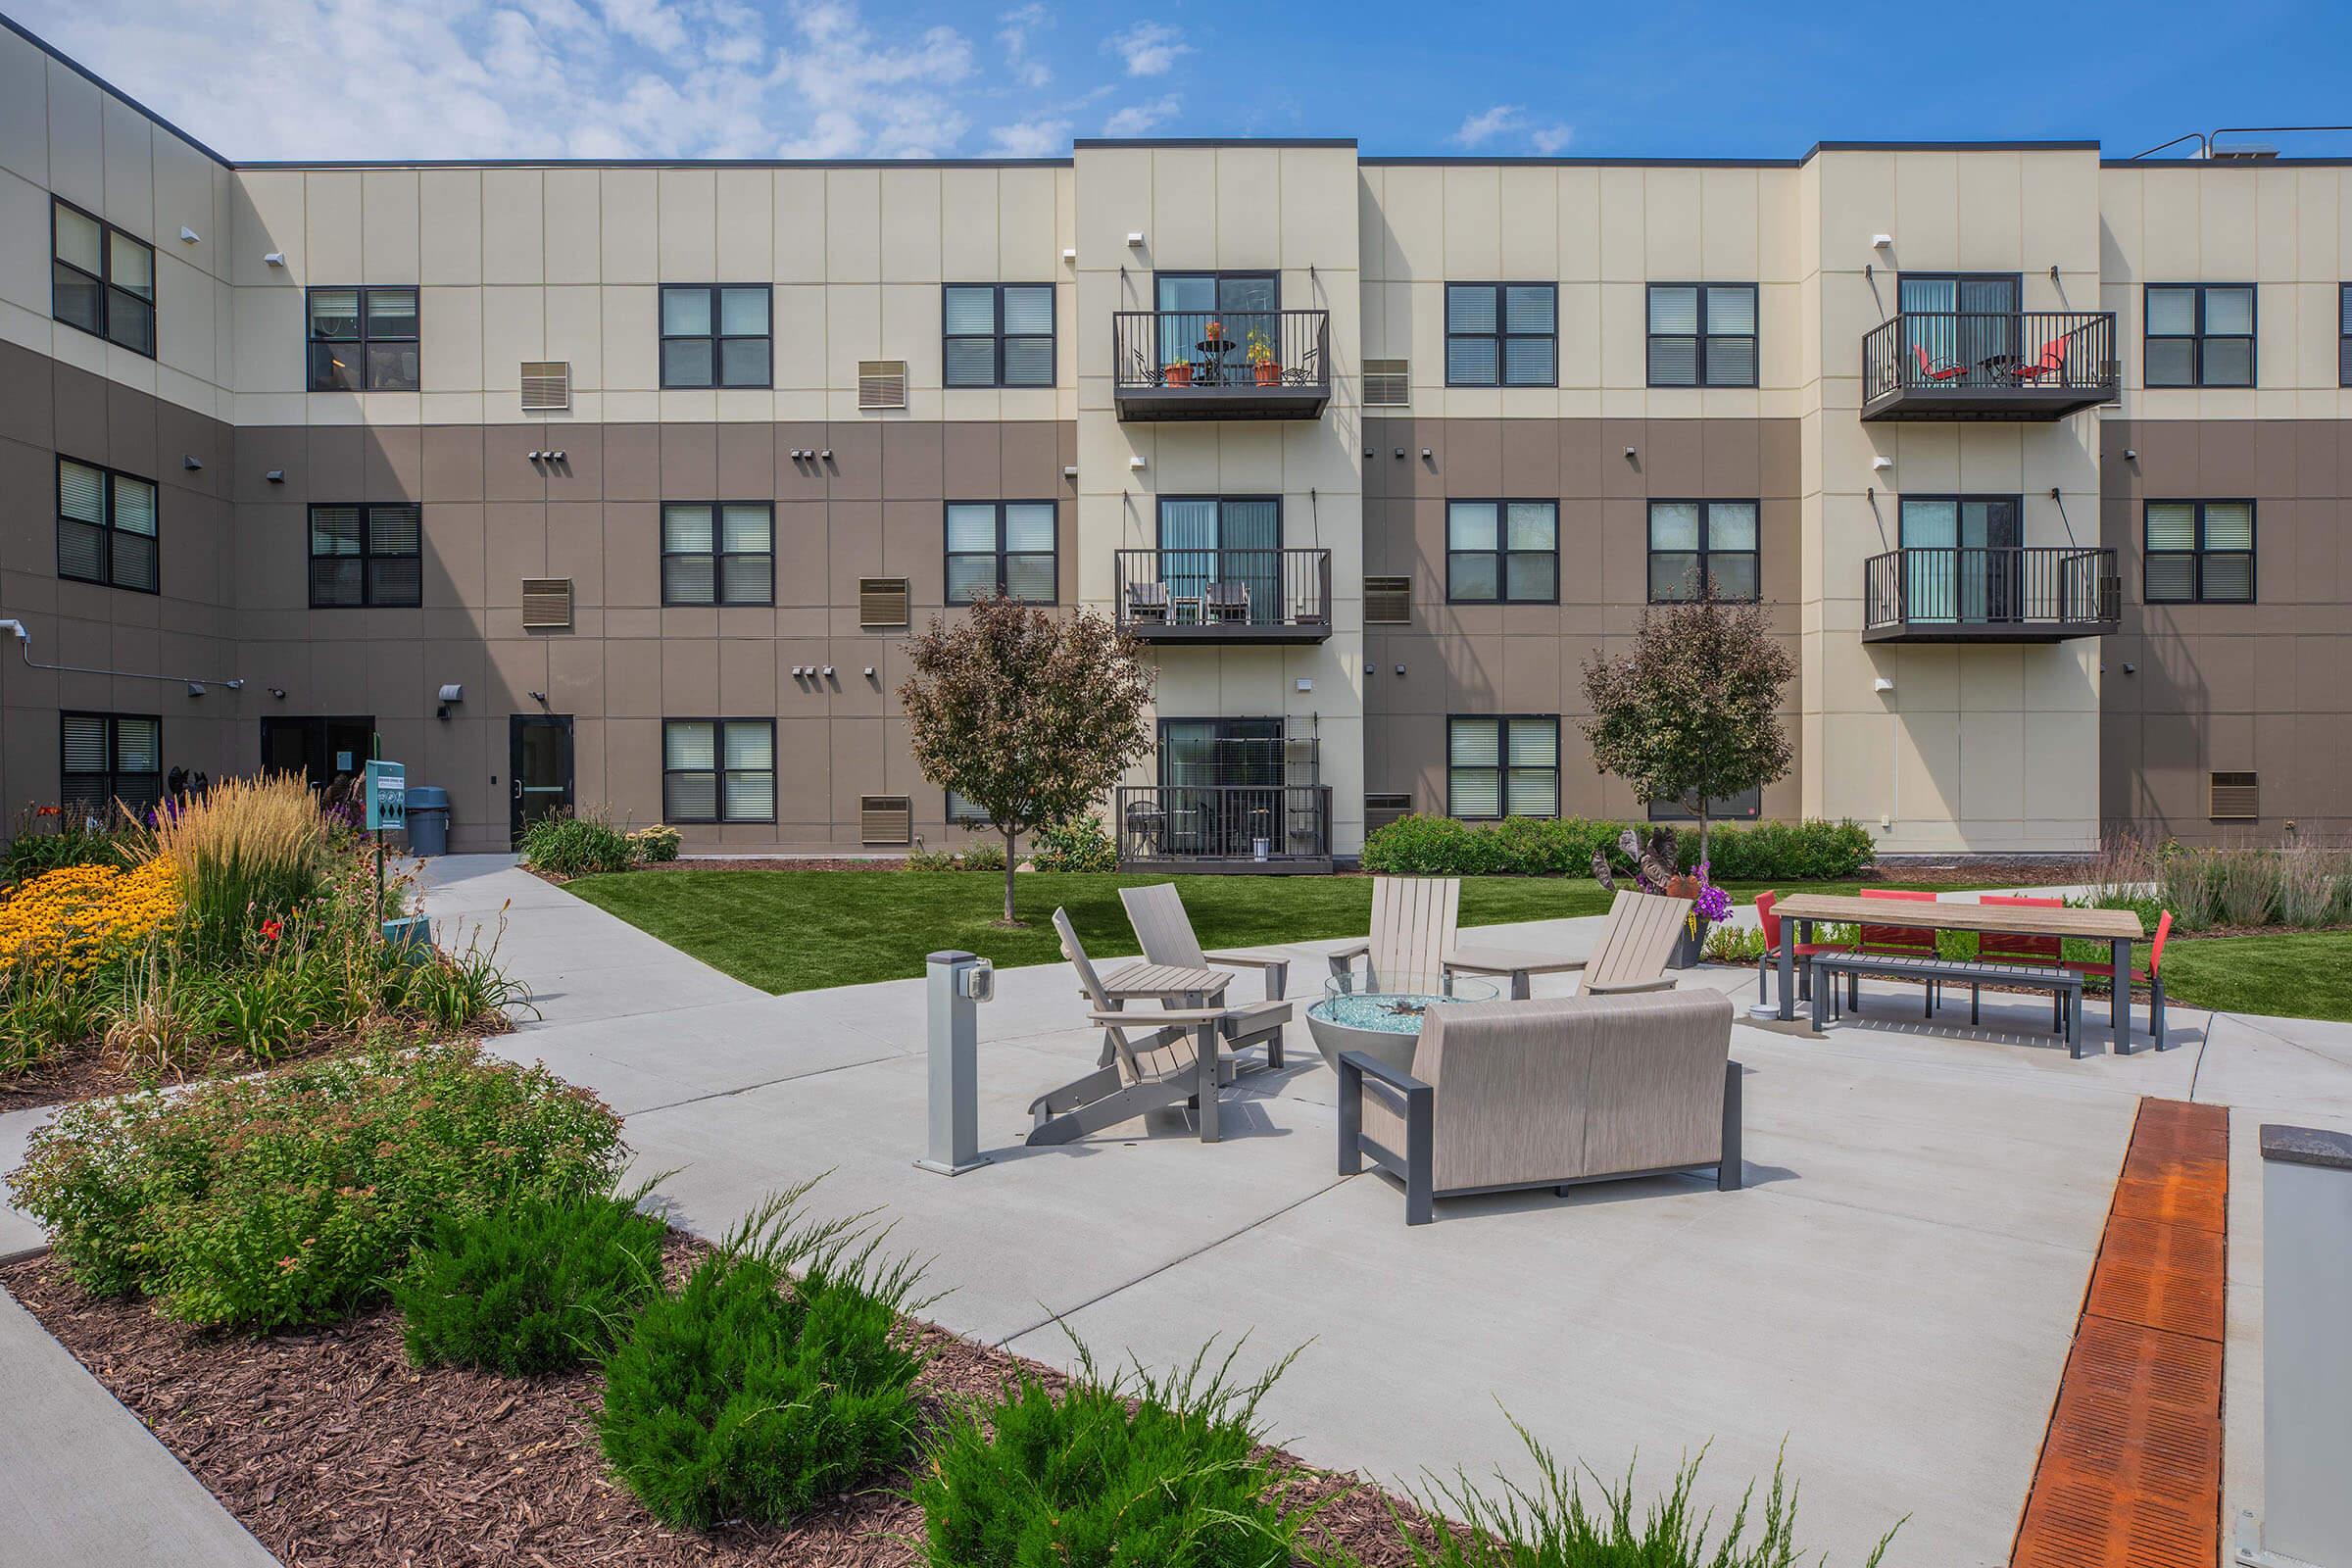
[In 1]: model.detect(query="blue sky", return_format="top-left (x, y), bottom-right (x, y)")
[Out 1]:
top-left (15, 0), bottom-right (2352, 163)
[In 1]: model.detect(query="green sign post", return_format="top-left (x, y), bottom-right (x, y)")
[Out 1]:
top-left (364, 759), bottom-right (406, 925)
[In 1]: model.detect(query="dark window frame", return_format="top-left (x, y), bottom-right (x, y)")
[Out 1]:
top-left (661, 717), bottom-right (777, 825)
top-left (50, 196), bottom-right (155, 358)
top-left (941, 282), bottom-right (1056, 388)
top-left (1446, 498), bottom-right (1559, 605)
top-left (56, 456), bottom-right (160, 595)
top-left (60, 710), bottom-right (163, 822)
top-left (660, 500), bottom-right (775, 607)
top-left (305, 285), bottom-right (420, 391)
top-left (1645, 282), bottom-right (1759, 388)
top-left (2144, 282), bottom-right (2256, 388)
top-left (1646, 498), bottom-right (1761, 604)
top-left (945, 499), bottom-right (1059, 605)
top-left (1648, 786), bottom-right (1763, 823)
top-left (1446, 713), bottom-right (1561, 821)
top-left (658, 283), bottom-right (774, 389)
top-left (307, 502), bottom-right (423, 609)
top-left (946, 789), bottom-right (991, 825)
top-left (2339, 283), bottom-right (2351, 387)
top-left (2144, 499), bottom-right (2257, 606)
top-left (1445, 281), bottom-right (1558, 387)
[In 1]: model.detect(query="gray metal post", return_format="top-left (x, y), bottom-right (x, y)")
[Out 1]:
top-left (916, 950), bottom-right (993, 1177)
top-left (2236, 1124), bottom-right (2352, 1568)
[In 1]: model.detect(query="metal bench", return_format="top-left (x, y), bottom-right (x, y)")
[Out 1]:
top-left (1810, 952), bottom-right (2086, 1057)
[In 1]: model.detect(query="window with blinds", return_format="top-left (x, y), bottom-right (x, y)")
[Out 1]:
top-left (57, 458), bottom-right (160, 593)
top-left (662, 502), bottom-right (774, 606)
top-left (1446, 500), bottom-right (1557, 604)
top-left (60, 711), bottom-right (163, 822)
top-left (946, 501), bottom-right (1056, 604)
top-left (1445, 283), bottom-right (1557, 387)
top-left (307, 286), bottom-right (419, 391)
top-left (2145, 284), bottom-right (2254, 388)
top-left (1648, 500), bottom-right (1760, 603)
top-left (1447, 715), bottom-right (1559, 820)
top-left (309, 503), bottom-right (422, 607)
top-left (1647, 283), bottom-right (1758, 387)
top-left (2341, 284), bottom-right (2352, 388)
top-left (660, 284), bottom-right (772, 389)
top-left (942, 283), bottom-right (1055, 388)
top-left (51, 197), bottom-right (155, 357)
top-left (663, 718), bottom-right (776, 823)
top-left (2144, 500), bottom-right (2254, 605)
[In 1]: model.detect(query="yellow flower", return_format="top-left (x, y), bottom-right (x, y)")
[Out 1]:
top-left (0, 858), bottom-right (181, 977)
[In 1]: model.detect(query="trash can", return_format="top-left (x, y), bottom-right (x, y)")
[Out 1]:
top-left (405, 785), bottom-right (451, 857)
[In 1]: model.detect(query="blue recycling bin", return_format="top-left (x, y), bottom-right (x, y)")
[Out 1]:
top-left (404, 785), bottom-right (451, 857)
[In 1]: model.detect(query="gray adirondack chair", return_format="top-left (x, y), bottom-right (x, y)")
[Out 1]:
top-left (1328, 876), bottom-right (1462, 990)
top-left (1026, 907), bottom-right (1291, 1146)
top-left (1118, 882), bottom-right (1291, 1068)
top-left (1446, 888), bottom-right (1691, 1000)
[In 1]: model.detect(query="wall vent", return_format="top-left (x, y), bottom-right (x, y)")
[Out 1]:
top-left (1364, 574), bottom-right (1412, 624)
top-left (2208, 771), bottom-right (2258, 821)
top-left (1363, 358), bottom-right (1409, 407)
top-left (519, 362), bottom-right (570, 412)
top-left (859, 794), bottom-right (913, 845)
top-left (858, 576), bottom-right (910, 628)
top-left (520, 577), bottom-right (573, 630)
top-left (858, 361), bottom-right (907, 410)
top-left (1365, 792), bottom-right (1413, 833)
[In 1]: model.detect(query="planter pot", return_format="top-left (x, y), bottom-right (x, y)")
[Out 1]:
top-left (1666, 917), bottom-right (1710, 970)
top-left (1204, 319), bottom-right (1223, 342)
top-left (1253, 361), bottom-right (1280, 386)
top-left (381, 913), bottom-right (435, 965)
top-left (1163, 364), bottom-right (1193, 386)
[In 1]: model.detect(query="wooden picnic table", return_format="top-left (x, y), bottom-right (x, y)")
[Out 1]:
top-left (1766, 893), bottom-right (2148, 1050)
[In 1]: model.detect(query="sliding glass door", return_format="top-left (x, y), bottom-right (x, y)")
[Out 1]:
top-left (1155, 272), bottom-right (1277, 384)
top-left (1157, 497), bottom-right (1280, 624)
top-left (1901, 495), bottom-right (2021, 623)
top-left (1157, 717), bottom-right (1285, 858)
top-left (1899, 273), bottom-right (2021, 384)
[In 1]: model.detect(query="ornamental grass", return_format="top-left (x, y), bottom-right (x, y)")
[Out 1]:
top-left (154, 773), bottom-right (333, 959)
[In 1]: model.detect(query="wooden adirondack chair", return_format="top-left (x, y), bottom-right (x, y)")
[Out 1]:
top-left (1118, 883), bottom-right (1291, 1066)
top-left (1328, 876), bottom-right (1463, 991)
top-left (1026, 907), bottom-right (1290, 1147)
top-left (1446, 888), bottom-right (1691, 1000)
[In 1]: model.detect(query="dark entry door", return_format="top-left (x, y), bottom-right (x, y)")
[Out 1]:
top-left (261, 715), bottom-right (376, 790)
top-left (509, 714), bottom-right (574, 845)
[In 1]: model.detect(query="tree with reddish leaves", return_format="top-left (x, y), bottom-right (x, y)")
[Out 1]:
top-left (899, 597), bottom-right (1155, 925)
top-left (1580, 587), bottom-right (1794, 869)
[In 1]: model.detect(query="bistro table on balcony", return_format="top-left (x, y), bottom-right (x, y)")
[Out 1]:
top-left (1196, 334), bottom-right (1239, 386)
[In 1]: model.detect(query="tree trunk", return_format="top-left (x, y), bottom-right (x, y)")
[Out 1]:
top-left (1697, 805), bottom-right (1712, 874)
top-left (1003, 826), bottom-right (1018, 923)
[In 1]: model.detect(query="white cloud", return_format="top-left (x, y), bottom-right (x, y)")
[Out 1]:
top-left (1531, 123), bottom-right (1573, 154)
top-left (989, 117), bottom-right (1070, 156)
top-left (1102, 94), bottom-right (1180, 137)
top-left (1452, 103), bottom-right (1571, 154)
top-left (997, 2), bottom-right (1051, 89)
top-left (1105, 21), bottom-right (1188, 77)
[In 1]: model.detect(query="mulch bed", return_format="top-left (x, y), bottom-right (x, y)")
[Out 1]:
top-left (0, 1236), bottom-right (1429, 1568)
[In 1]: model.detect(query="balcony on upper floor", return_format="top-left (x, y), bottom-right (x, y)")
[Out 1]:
top-left (1861, 547), bottom-right (2121, 643)
top-left (1860, 311), bottom-right (2119, 420)
top-left (1111, 310), bottom-right (1331, 419)
top-left (1113, 548), bottom-right (1334, 644)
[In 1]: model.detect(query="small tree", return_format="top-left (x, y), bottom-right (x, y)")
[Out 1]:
top-left (899, 597), bottom-right (1155, 924)
top-left (1579, 587), bottom-right (1794, 868)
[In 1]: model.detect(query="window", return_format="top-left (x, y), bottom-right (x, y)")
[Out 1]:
top-left (943, 283), bottom-right (1054, 388)
top-left (1647, 284), bottom-right (1757, 387)
top-left (662, 502), bottom-right (773, 606)
top-left (2340, 284), bottom-right (2351, 386)
top-left (57, 458), bottom-right (159, 593)
top-left (307, 287), bottom-right (419, 391)
top-left (51, 199), bottom-right (154, 356)
top-left (663, 719), bottom-right (775, 823)
top-left (660, 285), bottom-right (771, 388)
top-left (1152, 272), bottom-right (1278, 369)
top-left (309, 504), bottom-right (422, 608)
top-left (1447, 716), bottom-right (1559, 820)
top-left (1446, 283), bottom-right (1556, 386)
top-left (947, 790), bottom-right (990, 825)
top-left (1648, 786), bottom-right (1762, 822)
top-left (2145, 284), bottom-right (2254, 387)
top-left (1446, 500), bottom-right (1557, 603)
top-left (1647, 501), bottom-right (1758, 602)
top-left (61, 711), bottom-right (162, 822)
top-left (946, 501), bottom-right (1056, 603)
top-left (2144, 501), bottom-right (2254, 604)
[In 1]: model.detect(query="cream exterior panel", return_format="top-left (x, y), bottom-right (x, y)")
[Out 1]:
top-left (938, 168), bottom-right (998, 280)
top-left (773, 169), bottom-right (825, 282)
top-left (542, 169), bottom-right (602, 285)
top-left (997, 165), bottom-right (1059, 279)
top-left (0, 170), bottom-right (49, 318)
top-left (418, 170), bottom-right (483, 286)
top-left (600, 170), bottom-right (658, 283)
top-left (479, 170), bottom-right (542, 285)
top-left (600, 284), bottom-right (658, 392)
top-left (43, 57), bottom-right (102, 213)
top-left (823, 169), bottom-right (881, 280)
top-left (657, 168), bottom-right (716, 280)
top-left (877, 167), bottom-right (942, 283)
top-left (360, 170), bottom-right (419, 284)
top-left (233, 169), bottom-right (305, 288)
top-left (0, 27), bottom-right (46, 187)
top-left (477, 286), bottom-right (544, 392)
top-left (98, 94), bottom-right (154, 237)
top-left (419, 284), bottom-right (483, 395)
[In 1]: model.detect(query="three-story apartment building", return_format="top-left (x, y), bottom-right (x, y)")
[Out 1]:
top-left (2, 16), bottom-right (2345, 859)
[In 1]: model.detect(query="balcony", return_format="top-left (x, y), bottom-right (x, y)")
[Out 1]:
top-left (1114, 549), bottom-right (1334, 645)
top-left (1860, 312), bottom-right (2118, 420)
top-left (1862, 547), bottom-right (2121, 643)
top-left (1115, 785), bottom-right (1334, 874)
top-left (1111, 310), bottom-right (1330, 420)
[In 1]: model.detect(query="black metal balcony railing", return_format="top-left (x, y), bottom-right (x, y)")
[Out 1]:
top-left (1862, 547), bottom-right (2121, 642)
top-left (1115, 784), bottom-right (1333, 872)
top-left (1111, 310), bottom-right (1331, 419)
top-left (1114, 548), bottom-right (1334, 644)
top-left (1860, 311), bottom-right (2119, 420)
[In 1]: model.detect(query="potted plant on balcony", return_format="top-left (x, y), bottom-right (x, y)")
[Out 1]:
top-left (1246, 326), bottom-right (1280, 386)
top-left (1203, 317), bottom-right (1223, 343)
top-left (1162, 359), bottom-right (1194, 386)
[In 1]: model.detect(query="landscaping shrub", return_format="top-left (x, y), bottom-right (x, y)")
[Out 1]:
top-left (155, 775), bottom-right (332, 959)
top-left (518, 808), bottom-right (637, 878)
top-left (1701, 923), bottom-right (1769, 964)
top-left (914, 1341), bottom-right (1330, 1568)
top-left (2086, 834), bottom-right (2352, 933)
top-left (598, 1185), bottom-right (928, 1530)
top-left (628, 823), bottom-right (683, 863)
top-left (961, 839), bottom-right (1007, 872)
top-left (1031, 813), bottom-right (1118, 873)
top-left (905, 848), bottom-right (960, 871)
top-left (6, 1041), bottom-right (624, 1331)
top-left (1401, 1421), bottom-right (1900, 1568)
top-left (0, 859), bottom-right (180, 982)
top-left (396, 1186), bottom-right (665, 1376)
top-left (2, 806), bottom-right (141, 887)
top-left (1362, 814), bottom-right (1874, 882)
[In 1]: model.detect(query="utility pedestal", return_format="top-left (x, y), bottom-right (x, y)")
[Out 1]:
top-left (916, 950), bottom-right (994, 1177)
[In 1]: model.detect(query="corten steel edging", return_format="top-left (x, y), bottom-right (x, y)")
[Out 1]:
top-left (2011, 1096), bottom-right (2229, 1568)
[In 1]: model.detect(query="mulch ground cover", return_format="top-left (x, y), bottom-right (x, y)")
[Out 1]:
top-left (0, 1236), bottom-right (1429, 1568)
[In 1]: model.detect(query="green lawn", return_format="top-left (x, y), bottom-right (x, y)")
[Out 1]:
top-left (566, 869), bottom-right (1879, 996)
top-left (2156, 932), bottom-right (2352, 1024)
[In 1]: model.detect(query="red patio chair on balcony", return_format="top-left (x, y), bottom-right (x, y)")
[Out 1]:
top-left (2062, 909), bottom-right (2173, 1048)
top-left (1912, 342), bottom-right (1970, 383)
top-left (2008, 333), bottom-right (2073, 384)
top-left (1755, 889), bottom-right (1851, 1008)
